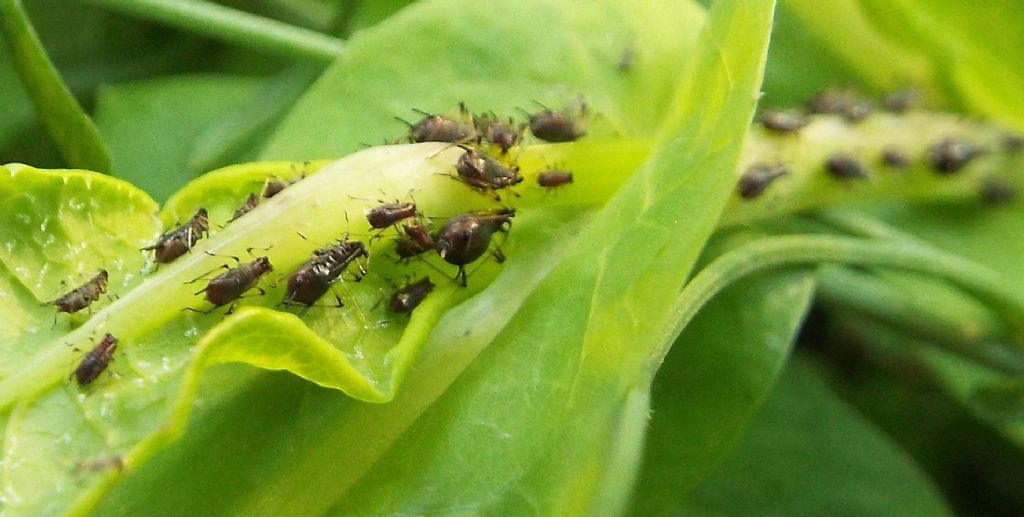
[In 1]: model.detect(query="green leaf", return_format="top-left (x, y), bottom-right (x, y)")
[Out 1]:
top-left (684, 359), bottom-right (952, 517)
top-left (83, 0), bottom-right (774, 515)
top-left (260, 0), bottom-right (706, 159)
top-left (631, 238), bottom-right (817, 516)
top-left (94, 75), bottom-right (262, 202)
top-left (0, 0), bottom-right (112, 172)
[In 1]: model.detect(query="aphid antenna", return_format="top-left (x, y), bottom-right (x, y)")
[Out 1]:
top-left (184, 263), bottom-right (231, 286)
top-left (393, 116), bottom-right (415, 129)
top-left (530, 99), bottom-right (555, 112)
top-left (245, 244), bottom-right (274, 255)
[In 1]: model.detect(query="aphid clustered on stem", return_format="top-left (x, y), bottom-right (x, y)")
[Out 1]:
top-left (48, 100), bottom-right (589, 397)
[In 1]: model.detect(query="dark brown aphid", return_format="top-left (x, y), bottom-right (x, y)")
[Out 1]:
top-left (142, 208), bottom-right (209, 263)
top-left (284, 239), bottom-right (368, 308)
top-left (980, 179), bottom-right (1018, 206)
top-left (884, 88), bottom-right (921, 113)
top-left (262, 178), bottom-right (292, 198)
top-left (758, 109), bottom-right (808, 133)
top-left (880, 147), bottom-right (911, 169)
top-left (737, 164), bottom-right (788, 199)
top-left (537, 170), bottom-right (574, 189)
top-left (394, 222), bottom-right (435, 262)
top-left (366, 202), bottom-right (417, 229)
top-left (455, 147), bottom-right (524, 192)
top-left (49, 270), bottom-right (108, 315)
top-left (389, 277), bottom-right (435, 313)
top-left (807, 87), bottom-right (874, 123)
top-left (228, 193), bottom-right (260, 223)
top-left (526, 102), bottom-right (587, 143)
top-left (825, 153), bottom-right (870, 180)
top-left (476, 114), bottom-right (523, 153)
top-left (402, 104), bottom-right (476, 144)
top-left (193, 256), bottom-right (273, 312)
top-left (435, 209), bottom-right (515, 286)
top-left (72, 332), bottom-right (117, 386)
top-left (1002, 133), bottom-right (1023, 155)
top-left (929, 138), bottom-right (984, 175)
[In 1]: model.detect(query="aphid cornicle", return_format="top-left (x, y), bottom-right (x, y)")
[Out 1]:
top-left (435, 209), bottom-right (515, 286)
top-left (537, 170), bottom-right (574, 189)
top-left (192, 256), bottom-right (273, 312)
top-left (758, 109), bottom-right (808, 133)
top-left (49, 269), bottom-right (108, 315)
top-left (526, 102), bottom-right (587, 142)
top-left (72, 332), bottom-right (117, 386)
top-left (454, 147), bottom-right (524, 192)
top-left (389, 277), bottom-right (435, 313)
top-left (825, 153), bottom-right (870, 180)
top-left (366, 202), bottom-right (417, 229)
top-left (229, 193), bottom-right (260, 223)
top-left (284, 239), bottom-right (368, 308)
top-left (929, 138), bottom-right (984, 175)
top-left (737, 164), bottom-right (788, 199)
top-left (143, 208), bottom-right (209, 263)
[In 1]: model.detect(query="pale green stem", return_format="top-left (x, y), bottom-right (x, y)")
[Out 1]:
top-left (649, 235), bottom-right (1024, 382)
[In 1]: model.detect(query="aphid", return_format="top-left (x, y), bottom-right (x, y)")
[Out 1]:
top-left (537, 170), bottom-right (574, 189)
top-left (72, 332), bottom-right (117, 386)
top-left (807, 87), bottom-right (874, 122)
top-left (526, 102), bottom-right (587, 142)
top-left (435, 209), bottom-right (515, 286)
top-left (825, 153), bottom-right (869, 180)
top-left (880, 147), bottom-right (911, 169)
top-left (884, 88), bottom-right (921, 113)
top-left (401, 104), bottom-right (476, 143)
top-left (190, 256), bottom-right (273, 313)
top-left (737, 164), bottom-right (788, 199)
top-left (228, 193), bottom-right (260, 223)
top-left (454, 147), bottom-right (524, 192)
top-left (980, 179), bottom-right (1018, 206)
top-left (617, 44), bottom-right (635, 73)
top-left (283, 239), bottom-right (368, 309)
top-left (928, 138), bottom-right (984, 175)
top-left (1003, 133), bottom-right (1023, 155)
top-left (389, 276), bottom-right (435, 313)
top-left (758, 109), bottom-right (808, 133)
top-left (404, 221), bottom-right (435, 249)
top-left (475, 114), bottom-right (523, 153)
top-left (394, 222), bottom-right (435, 262)
top-left (48, 270), bottom-right (108, 316)
top-left (142, 208), bottom-right (209, 263)
top-left (366, 202), bottom-right (417, 229)
top-left (262, 178), bottom-right (291, 198)
top-left (75, 455), bottom-right (124, 474)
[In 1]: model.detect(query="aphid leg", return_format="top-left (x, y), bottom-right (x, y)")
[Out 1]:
top-left (203, 250), bottom-right (241, 264)
top-left (245, 244), bottom-right (273, 254)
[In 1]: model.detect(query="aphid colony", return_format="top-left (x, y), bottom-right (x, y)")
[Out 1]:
top-left (47, 101), bottom-right (586, 390)
top-left (741, 87), bottom-right (1016, 201)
